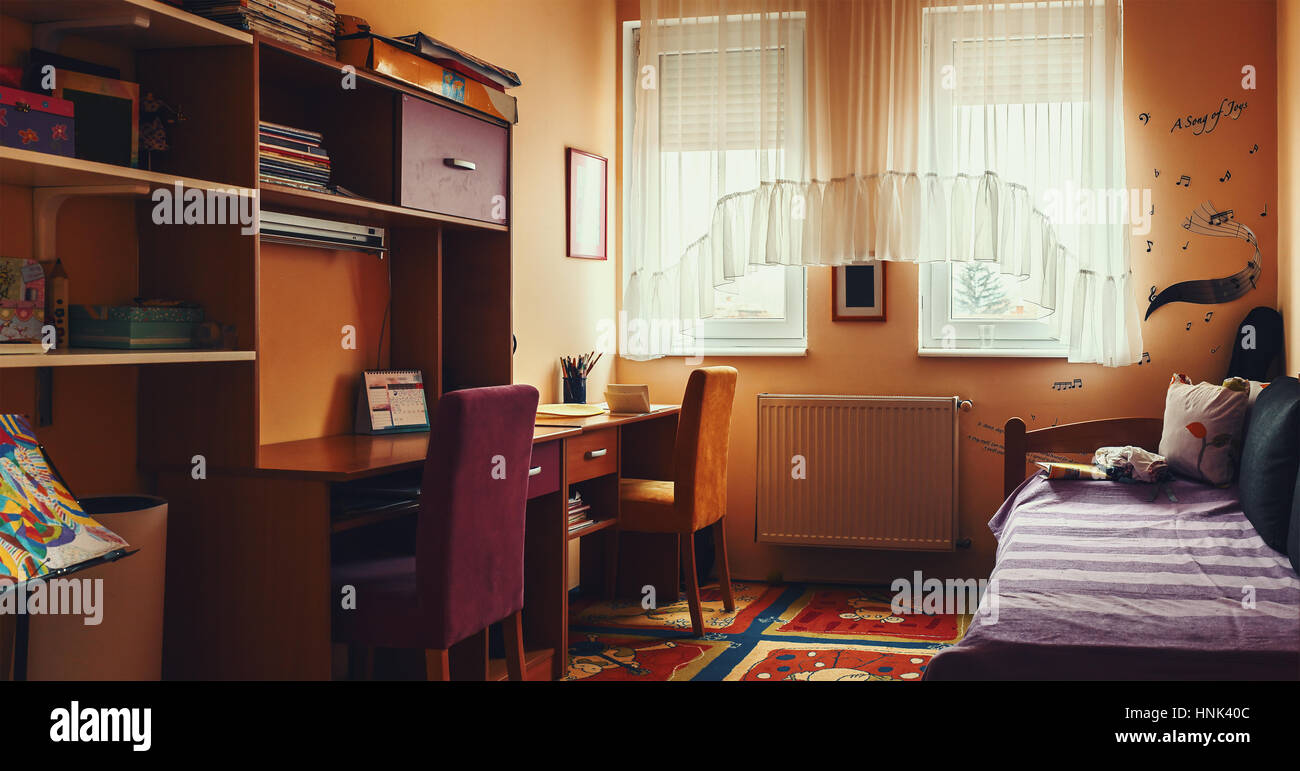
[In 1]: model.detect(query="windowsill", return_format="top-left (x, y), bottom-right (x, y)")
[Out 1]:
top-left (917, 347), bottom-right (1068, 359)
top-left (635, 346), bottom-right (809, 358)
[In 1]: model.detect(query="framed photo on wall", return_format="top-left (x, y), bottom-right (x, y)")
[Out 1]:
top-left (832, 262), bottom-right (886, 321)
top-left (566, 148), bottom-right (608, 260)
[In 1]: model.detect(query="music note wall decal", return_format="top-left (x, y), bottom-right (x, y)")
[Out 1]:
top-left (1176, 174), bottom-right (1192, 187)
top-left (1144, 201), bottom-right (1262, 320)
top-left (1219, 170), bottom-right (1231, 182)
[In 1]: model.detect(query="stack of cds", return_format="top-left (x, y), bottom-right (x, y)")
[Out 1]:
top-left (184, 0), bottom-right (337, 56)
top-left (258, 121), bottom-right (330, 193)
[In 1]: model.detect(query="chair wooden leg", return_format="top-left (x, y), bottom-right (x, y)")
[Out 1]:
top-left (603, 527), bottom-right (619, 601)
top-left (713, 518), bottom-right (735, 612)
top-left (425, 649), bottom-right (450, 681)
top-left (502, 610), bottom-right (526, 681)
top-left (349, 645), bottom-right (374, 681)
top-left (680, 532), bottom-right (704, 637)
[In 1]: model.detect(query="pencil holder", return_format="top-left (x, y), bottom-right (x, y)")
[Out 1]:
top-left (562, 376), bottom-right (587, 404)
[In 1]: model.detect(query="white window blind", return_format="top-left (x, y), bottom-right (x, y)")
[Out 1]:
top-left (653, 34), bottom-right (788, 151)
top-left (955, 34), bottom-right (1084, 104)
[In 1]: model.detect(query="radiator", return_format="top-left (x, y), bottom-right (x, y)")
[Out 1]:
top-left (756, 394), bottom-right (959, 551)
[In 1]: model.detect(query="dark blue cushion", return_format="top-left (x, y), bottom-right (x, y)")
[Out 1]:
top-left (1240, 376), bottom-right (1300, 553)
top-left (1291, 463), bottom-right (1300, 574)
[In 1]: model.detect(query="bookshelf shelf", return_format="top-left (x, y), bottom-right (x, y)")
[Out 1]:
top-left (0, 146), bottom-right (247, 192)
top-left (259, 183), bottom-right (506, 232)
top-left (0, 0), bottom-right (252, 50)
top-left (0, 348), bottom-right (256, 369)
top-left (567, 516), bottom-right (618, 541)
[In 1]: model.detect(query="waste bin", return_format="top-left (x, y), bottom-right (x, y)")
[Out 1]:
top-left (26, 496), bottom-right (167, 681)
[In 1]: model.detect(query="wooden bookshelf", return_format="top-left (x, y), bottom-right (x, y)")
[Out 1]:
top-left (0, 4), bottom-right (520, 680)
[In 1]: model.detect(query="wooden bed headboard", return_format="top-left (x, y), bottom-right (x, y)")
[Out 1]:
top-left (1003, 417), bottom-right (1165, 498)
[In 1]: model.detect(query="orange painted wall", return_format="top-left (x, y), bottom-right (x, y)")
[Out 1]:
top-left (337, 0), bottom-right (619, 404)
top-left (614, 0), bottom-right (1281, 583)
top-left (1281, 0), bottom-right (1300, 372)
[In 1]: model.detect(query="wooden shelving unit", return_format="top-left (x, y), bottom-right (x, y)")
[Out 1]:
top-left (0, 2), bottom-right (520, 680)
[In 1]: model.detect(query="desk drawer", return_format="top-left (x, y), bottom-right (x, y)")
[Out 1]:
top-left (527, 440), bottom-right (560, 499)
top-left (565, 428), bottom-right (617, 483)
top-left (398, 94), bottom-right (508, 224)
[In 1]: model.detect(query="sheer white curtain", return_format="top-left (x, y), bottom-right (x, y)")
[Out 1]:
top-left (625, 0), bottom-right (1140, 366)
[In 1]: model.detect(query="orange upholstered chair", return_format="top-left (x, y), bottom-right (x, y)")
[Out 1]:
top-left (613, 366), bottom-right (738, 636)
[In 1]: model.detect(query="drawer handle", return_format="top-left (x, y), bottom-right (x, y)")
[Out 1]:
top-left (585, 448), bottom-right (608, 460)
top-left (528, 466), bottom-right (543, 477)
top-left (445, 158), bottom-right (477, 171)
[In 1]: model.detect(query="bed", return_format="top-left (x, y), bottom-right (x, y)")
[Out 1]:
top-left (925, 417), bottom-right (1300, 680)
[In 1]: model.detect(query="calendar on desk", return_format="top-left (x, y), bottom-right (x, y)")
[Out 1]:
top-left (355, 370), bottom-right (430, 434)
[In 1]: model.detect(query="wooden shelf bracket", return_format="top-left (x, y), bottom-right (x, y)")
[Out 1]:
top-left (34, 183), bottom-right (149, 263)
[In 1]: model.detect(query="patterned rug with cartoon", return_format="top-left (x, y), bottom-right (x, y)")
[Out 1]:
top-left (566, 582), bottom-right (972, 681)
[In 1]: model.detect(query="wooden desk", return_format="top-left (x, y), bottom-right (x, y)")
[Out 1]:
top-left (157, 409), bottom-right (678, 681)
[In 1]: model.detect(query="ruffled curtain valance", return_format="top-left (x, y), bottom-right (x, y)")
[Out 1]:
top-left (626, 0), bottom-right (1140, 366)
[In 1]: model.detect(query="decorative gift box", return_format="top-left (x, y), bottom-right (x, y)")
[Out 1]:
top-left (0, 86), bottom-right (75, 157)
top-left (0, 257), bottom-right (47, 344)
top-left (72, 303), bottom-right (204, 323)
top-left (69, 319), bottom-right (198, 349)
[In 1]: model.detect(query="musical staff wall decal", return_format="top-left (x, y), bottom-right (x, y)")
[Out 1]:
top-left (1144, 201), bottom-right (1262, 320)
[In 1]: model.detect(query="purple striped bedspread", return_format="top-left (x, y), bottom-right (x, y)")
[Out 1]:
top-left (925, 473), bottom-right (1300, 680)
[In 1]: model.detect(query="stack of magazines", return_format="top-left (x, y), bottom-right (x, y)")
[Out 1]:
top-left (568, 492), bottom-right (596, 535)
top-left (184, 0), bottom-right (337, 56)
top-left (259, 121), bottom-right (330, 192)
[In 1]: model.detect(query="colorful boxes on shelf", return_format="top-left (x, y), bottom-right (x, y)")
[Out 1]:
top-left (69, 304), bottom-right (204, 349)
top-left (0, 257), bottom-right (47, 349)
top-left (0, 86), bottom-right (75, 157)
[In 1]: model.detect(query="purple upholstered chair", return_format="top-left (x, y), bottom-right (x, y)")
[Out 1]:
top-left (332, 384), bottom-right (540, 680)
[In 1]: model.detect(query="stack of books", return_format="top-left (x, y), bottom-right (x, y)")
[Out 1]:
top-left (184, 0), bottom-right (337, 57)
top-left (568, 492), bottom-right (597, 535)
top-left (259, 121), bottom-right (330, 192)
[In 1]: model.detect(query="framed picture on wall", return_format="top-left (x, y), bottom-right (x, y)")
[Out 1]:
top-left (566, 148), bottom-right (607, 260)
top-left (832, 262), bottom-right (886, 321)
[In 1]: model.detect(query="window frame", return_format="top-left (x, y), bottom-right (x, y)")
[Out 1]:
top-left (916, 5), bottom-right (1079, 359)
top-left (622, 19), bottom-right (808, 357)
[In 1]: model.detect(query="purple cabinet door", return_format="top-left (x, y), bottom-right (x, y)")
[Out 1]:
top-left (399, 94), bottom-right (508, 224)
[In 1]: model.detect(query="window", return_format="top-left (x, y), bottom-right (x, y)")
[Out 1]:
top-left (917, 8), bottom-right (1085, 357)
top-left (623, 20), bottom-right (807, 356)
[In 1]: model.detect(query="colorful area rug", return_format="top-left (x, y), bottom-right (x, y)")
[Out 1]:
top-left (566, 582), bottom-right (971, 681)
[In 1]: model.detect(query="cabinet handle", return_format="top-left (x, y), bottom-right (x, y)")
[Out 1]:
top-left (585, 448), bottom-right (607, 460)
top-left (528, 466), bottom-right (542, 477)
top-left (445, 158), bottom-right (477, 171)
